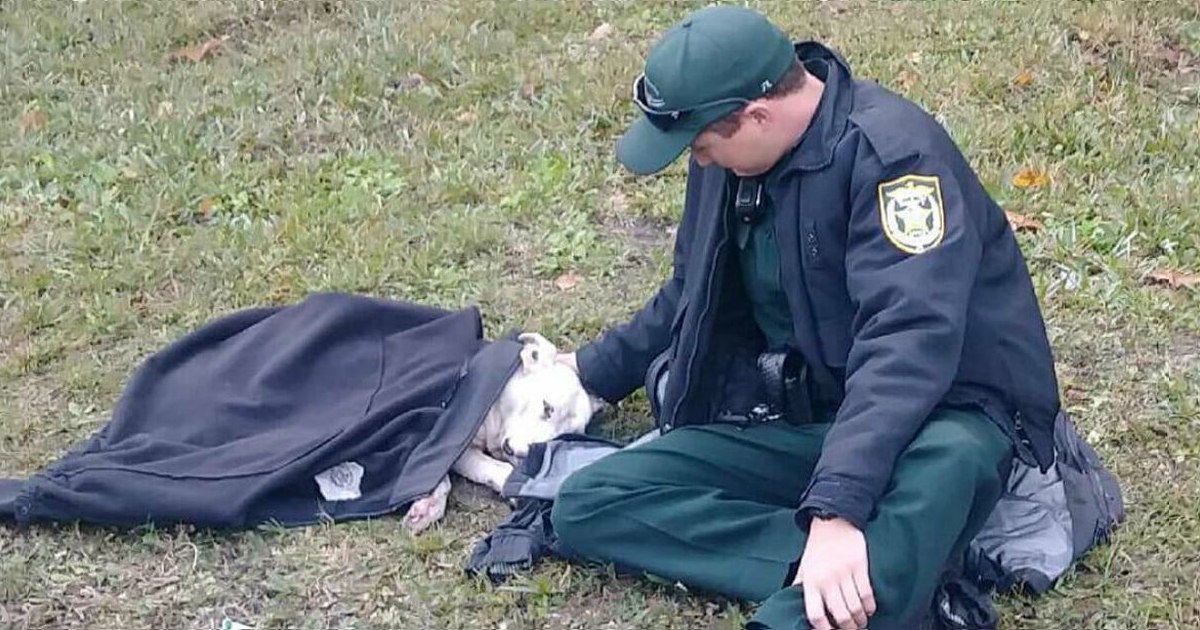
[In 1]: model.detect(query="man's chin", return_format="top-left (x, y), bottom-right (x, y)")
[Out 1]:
top-left (731, 165), bottom-right (770, 178)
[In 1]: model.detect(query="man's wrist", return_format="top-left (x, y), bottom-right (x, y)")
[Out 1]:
top-left (809, 508), bottom-right (841, 522)
top-left (809, 514), bottom-right (851, 530)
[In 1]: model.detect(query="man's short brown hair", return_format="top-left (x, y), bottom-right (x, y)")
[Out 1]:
top-left (705, 59), bottom-right (808, 138)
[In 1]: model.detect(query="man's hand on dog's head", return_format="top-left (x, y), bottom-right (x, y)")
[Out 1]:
top-left (556, 352), bottom-right (579, 375)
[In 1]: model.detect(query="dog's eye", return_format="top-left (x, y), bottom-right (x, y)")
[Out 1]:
top-left (542, 401), bottom-right (555, 420)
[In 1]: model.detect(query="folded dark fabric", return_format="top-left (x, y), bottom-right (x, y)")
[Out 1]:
top-left (466, 497), bottom-right (556, 584)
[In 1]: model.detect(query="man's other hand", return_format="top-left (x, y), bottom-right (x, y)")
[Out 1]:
top-left (557, 352), bottom-right (579, 374)
top-left (793, 516), bottom-right (876, 630)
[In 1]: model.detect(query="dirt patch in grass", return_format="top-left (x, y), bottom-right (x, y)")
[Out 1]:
top-left (213, 0), bottom-right (349, 44)
top-left (599, 201), bottom-right (674, 250)
top-left (1140, 33), bottom-right (1200, 81)
top-left (595, 188), bottom-right (676, 276)
top-left (1072, 14), bottom-right (1200, 87)
top-left (1171, 333), bottom-right (1200, 367)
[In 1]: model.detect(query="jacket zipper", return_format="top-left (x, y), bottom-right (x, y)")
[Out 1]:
top-left (665, 222), bottom-right (729, 431)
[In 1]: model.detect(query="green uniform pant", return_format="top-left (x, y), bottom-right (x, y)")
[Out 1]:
top-left (550, 409), bottom-right (1011, 630)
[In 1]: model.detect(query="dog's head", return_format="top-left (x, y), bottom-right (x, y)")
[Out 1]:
top-left (484, 332), bottom-right (601, 462)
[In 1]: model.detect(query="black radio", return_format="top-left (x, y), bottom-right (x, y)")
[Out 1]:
top-left (733, 176), bottom-right (767, 225)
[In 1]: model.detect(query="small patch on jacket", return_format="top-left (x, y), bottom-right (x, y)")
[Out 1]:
top-left (877, 174), bottom-right (945, 254)
top-left (314, 461), bottom-right (364, 501)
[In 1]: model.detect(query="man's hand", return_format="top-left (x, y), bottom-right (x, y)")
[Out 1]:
top-left (793, 516), bottom-right (876, 630)
top-left (556, 351), bottom-right (579, 374)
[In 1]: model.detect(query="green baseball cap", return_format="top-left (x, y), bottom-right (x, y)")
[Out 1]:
top-left (616, 5), bottom-right (796, 175)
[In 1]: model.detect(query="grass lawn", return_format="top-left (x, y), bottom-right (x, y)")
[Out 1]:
top-left (2, 0), bottom-right (1199, 628)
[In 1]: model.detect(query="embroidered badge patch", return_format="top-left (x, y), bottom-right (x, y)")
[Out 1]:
top-left (314, 461), bottom-right (364, 502)
top-left (877, 174), bottom-right (945, 254)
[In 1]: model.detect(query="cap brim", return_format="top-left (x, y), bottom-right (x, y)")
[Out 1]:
top-left (615, 103), bottom-right (744, 175)
top-left (615, 116), bottom-right (698, 175)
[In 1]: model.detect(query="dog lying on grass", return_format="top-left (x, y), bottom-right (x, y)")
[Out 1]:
top-left (403, 332), bottom-right (600, 533)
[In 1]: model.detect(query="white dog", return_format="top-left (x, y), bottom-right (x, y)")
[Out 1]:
top-left (402, 332), bottom-right (599, 533)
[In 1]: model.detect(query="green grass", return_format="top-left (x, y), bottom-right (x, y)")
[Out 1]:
top-left (1, 0), bottom-right (1198, 628)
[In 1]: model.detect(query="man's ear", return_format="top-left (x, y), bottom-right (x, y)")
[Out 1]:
top-left (517, 332), bottom-right (557, 372)
top-left (744, 101), bottom-right (772, 127)
top-left (589, 394), bottom-right (605, 414)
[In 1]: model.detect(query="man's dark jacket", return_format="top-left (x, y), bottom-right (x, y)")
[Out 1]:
top-left (1, 293), bottom-right (520, 529)
top-left (575, 42), bottom-right (1062, 530)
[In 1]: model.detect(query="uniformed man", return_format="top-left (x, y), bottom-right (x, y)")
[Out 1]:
top-left (550, 6), bottom-right (1062, 630)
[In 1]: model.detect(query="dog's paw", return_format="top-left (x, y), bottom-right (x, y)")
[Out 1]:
top-left (485, 461), bottom-right (515, 494)
top-left (403, 477), bottom-right (451, 534)
top-left (403, 492), bottom-right (448, 534)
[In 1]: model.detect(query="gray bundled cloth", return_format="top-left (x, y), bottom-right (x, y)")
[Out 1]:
top-left (964, 410), bottom-right (1125, 594)
top-left (466, 411), bottom-right (1123, 626)
top-left (465, 433), bottom-right (634, 583)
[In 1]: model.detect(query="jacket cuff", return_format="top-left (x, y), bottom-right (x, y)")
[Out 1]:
top-left (574, 342), bottom-right (624, 404)
top-left (795, 479), bottom-right (874, 532)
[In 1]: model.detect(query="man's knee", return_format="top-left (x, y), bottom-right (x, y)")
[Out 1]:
top-left (914, 410), bottom-right (1011, 476)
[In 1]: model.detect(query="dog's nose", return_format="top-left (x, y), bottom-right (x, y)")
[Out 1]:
top-left (502, 439), bottom-right (515, 459)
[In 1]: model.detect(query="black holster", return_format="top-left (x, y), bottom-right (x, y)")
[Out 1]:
top-left (757, 350), bottom-right (815, 426)
top-left (645, 349), bottom-right (817, 429)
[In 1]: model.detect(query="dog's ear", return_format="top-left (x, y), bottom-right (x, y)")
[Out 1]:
top-left (517, 332), bottom-right (557, 372)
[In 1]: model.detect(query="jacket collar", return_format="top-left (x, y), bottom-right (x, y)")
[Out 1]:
top-left (767, 41), bottom-right (854, 180)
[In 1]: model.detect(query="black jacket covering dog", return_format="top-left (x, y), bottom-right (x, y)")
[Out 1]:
top-left (0, 293), bottom-right (520, 529)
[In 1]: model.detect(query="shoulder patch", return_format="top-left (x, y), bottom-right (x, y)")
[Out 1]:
top-left (877, 174), bottom-right (945, 254)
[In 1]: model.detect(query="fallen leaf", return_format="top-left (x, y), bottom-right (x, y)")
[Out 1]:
top-left (130, 291), bottom-right (150, 315)
top-left (198, 197), bottom-right (218, 218)
top-left (1005, 211), bottom-right (1044, 232)
top-left (1012, 69), bottom-right (1034, 88)
top-left (1012, 167), bottom-right (1050, 189)
top-left (1147, 269), bottom-right (1200, 290)
top-left (897, 69), bottom-right (919, 90)
top-left (456, 110), bottom-right (477, 123)
top-left (166, 36), bottom-right (227, 63)
top-left (521, 82), bottom-right (537, 99)
top-left (907, 51), bottom-right (924, 64)
top-left (156, 101), bottom-right (174, 119)
top-left (19, 109), bottom-right (47, 134)
top-left (822, 1), bottom-right (850, 16)
top-left (392, 73), bottom-right (426, 91)
top-left (554, 272), bottom-right (583, 291)
top-left (588, 23), bottom-right (614, 41)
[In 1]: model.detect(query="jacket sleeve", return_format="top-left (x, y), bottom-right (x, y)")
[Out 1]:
top-left (796, 151), bottom-right (983, 530)
top-left (574, 160), bottom-right (707, 403)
